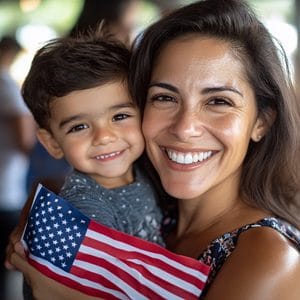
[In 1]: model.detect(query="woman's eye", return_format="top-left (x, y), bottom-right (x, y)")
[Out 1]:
top-left (150, 94), bottom-right (176, 102)
top-left (208, 97), bottom-right (232, 106)
top-left (67, 124), bottom-right (89, 133)
top-left (113, 113), bottom-right (130, 121)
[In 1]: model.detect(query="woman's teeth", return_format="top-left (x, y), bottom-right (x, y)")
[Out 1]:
top-left (166, 149), bottom-right (213, 164)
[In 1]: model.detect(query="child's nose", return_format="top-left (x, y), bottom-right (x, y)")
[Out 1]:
top-left (92, 126), bottom-right (117, 146)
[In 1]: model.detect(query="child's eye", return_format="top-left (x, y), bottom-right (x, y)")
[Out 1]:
top-left (207, 97), bottom-right (232, 106)
top-left (67, 124), bottom-right (89, 133)
top-left (112, 113), bottom-right (130, 121)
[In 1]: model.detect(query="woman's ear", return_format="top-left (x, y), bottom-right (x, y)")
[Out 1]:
top-left (251, 108), bottom-right (276, 142)
top-left (36, 129), bottom-right (64, 159)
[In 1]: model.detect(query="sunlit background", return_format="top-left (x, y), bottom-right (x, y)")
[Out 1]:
top-left (0, 1), bottom-right (299, 299)
top-left (0, 0), bottom-right (299, 90)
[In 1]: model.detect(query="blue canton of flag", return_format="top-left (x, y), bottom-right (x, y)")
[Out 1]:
top-left (23, 188), bottom-right (90, 272)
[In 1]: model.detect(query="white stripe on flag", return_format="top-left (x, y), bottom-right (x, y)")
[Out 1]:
top-left (87, 228), bottom-right (207, 281)
top-left (128, 258), bottom-right (201, 296)
top-left (77, 245), bottom-right (188, 300)
top-left (29, 253), bottom-right (129, 300)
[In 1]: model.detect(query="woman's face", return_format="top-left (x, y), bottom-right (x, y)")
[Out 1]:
top-left (142, 36), bottom-right (266, 200)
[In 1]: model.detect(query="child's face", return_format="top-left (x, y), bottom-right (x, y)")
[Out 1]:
top-left (38, 81), bottom-right (145, 189)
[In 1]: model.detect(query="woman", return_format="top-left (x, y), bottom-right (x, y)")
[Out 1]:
top-left (8, 0), bottom-right (300, 299)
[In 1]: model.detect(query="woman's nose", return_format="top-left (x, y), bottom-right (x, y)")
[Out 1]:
top-left (92, 126), bottom-right (117, 146)
top-left (169, 109), bottom-right (205, 141)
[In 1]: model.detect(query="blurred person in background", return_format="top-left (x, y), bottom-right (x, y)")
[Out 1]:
top-left (0, 35), bottom-right (35, 297)
top-left (69, 0), bottom-right (141, 47)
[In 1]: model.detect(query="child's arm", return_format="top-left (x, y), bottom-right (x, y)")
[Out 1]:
top-left (10, 248), bottom-right (101, 300)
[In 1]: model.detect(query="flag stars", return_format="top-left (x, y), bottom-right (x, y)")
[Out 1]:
top-left (24, 187), bottom-right (90, 272)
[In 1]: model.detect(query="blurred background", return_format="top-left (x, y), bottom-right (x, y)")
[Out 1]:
top-left (0, 0), bottom-right (299, 299)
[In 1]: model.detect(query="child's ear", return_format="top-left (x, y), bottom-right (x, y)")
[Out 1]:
top-left (251, 108), bottom-right (276, 142)
top-left (36, 129), bottom-right (64, 159)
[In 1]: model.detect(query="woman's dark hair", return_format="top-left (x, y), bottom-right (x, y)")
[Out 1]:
top-left (22, 30), bottom-right (130, 130)
top-left (130, 0), bottom-right (300, 226)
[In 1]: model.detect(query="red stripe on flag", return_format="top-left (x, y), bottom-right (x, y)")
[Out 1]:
top-left (82, 235), bottom-right (206, 290)
top-left (28, 256), bottom-right (121, 299)
top-left (88, 220), bottom-right (210, 275)
top-left (71, 253), bottom-right (162, 299)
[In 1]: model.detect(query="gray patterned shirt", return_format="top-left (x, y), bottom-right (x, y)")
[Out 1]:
top-left (60, 165), bottom-right (164, 246)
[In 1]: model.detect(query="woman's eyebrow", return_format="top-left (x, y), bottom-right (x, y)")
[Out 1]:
top-left (148, 82), bottom-right (179, 93)
top-left (148, 82), bottom-right (243, 97)
top-left (201, 86), bottom-right (244, 97)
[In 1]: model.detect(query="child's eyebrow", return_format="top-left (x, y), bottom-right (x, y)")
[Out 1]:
top-left (109, 102), bottom-right (135, 110)
top-left (59, 115), bottom-right (84, 129)
top-left (58, 102), bottom-right (136, 129)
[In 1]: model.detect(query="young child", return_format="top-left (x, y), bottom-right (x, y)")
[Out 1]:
top-left (21, 31), bottom-right (164, 245)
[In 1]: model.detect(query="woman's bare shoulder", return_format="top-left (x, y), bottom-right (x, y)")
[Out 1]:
top-left (205, 226), bottom-right (300, 300)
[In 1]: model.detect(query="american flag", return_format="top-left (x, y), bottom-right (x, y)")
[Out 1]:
top-left (22, 184), bottom-right (210, 299)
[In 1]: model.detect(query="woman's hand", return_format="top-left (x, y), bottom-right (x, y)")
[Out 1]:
top-left (4, 191), bottom-right (35, 270)
top-left (10, 249), bottom-right (100, 300)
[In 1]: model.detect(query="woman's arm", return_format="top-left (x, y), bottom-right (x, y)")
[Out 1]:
top-left (205, 227), bottom-right (300, 300)
top-left (4, 189), bottom-right (36, 270)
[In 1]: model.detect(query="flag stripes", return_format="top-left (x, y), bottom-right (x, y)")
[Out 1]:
top-left (22, 185), bottom-right (210, 299)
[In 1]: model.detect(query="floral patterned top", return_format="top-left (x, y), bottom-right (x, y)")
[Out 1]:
top-left (163, 216), bottom-right (300, 299)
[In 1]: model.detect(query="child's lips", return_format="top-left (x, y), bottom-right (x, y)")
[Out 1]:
top-left (94, 150), bottom-right (123, 161)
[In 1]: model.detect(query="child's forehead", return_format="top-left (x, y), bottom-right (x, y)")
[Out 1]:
top-left (49, 83), bottom-right (137, 118)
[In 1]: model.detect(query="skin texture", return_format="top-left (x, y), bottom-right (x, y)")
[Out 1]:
top-left (5, 36), bottom-right (300, 299)
top-left (37, 80), bottom-right (145, 189)
top-left (143, 36), bottom-right (300, 299)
